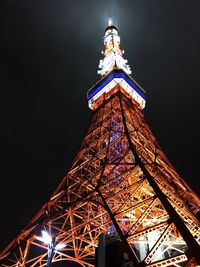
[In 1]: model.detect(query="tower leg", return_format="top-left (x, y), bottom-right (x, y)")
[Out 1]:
top-left (119, 93), bottom-right (200, 263)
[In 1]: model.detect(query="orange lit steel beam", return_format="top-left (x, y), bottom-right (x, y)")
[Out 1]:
top-left (119, 92), bottom-right (200, 263)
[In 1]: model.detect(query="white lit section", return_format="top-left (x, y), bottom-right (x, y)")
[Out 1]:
top-left (88, 77), bottom-right (146, 110)
top-left (98, 21), bottom-right (132, 76)
top-left (98, 52), bottom-right (131, 76)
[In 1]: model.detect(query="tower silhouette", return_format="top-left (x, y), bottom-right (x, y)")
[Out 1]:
top-left (0, 19), bottom-right (200, 267)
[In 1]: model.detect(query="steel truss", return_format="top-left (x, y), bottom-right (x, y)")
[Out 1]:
top-left (0, 90), bottom-right (199, 267)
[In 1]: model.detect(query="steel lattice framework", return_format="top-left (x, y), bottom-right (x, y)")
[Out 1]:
top-left (0, 91), bottom-right (200, 267)
top-left (0, 21), bottom-right (200, 267)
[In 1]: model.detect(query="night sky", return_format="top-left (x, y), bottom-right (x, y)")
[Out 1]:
top-left (0, 0), bottom-right (200, 252)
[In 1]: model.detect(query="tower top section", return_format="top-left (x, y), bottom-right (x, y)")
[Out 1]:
top-left (98, 18), bottom-right (132, 76)
top-left (87, 20), bottom-right (146, 110)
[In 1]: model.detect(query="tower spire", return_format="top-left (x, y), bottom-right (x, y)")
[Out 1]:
top-left (98, 19), bottom-right (132, 76)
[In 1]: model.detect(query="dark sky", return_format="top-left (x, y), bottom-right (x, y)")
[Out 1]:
top-left (0, 0), bottom-right (200, 252)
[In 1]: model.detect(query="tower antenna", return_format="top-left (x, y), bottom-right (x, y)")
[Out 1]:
top-left (108, 17), bottom-right (113, 26)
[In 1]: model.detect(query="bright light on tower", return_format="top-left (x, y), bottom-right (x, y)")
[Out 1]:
top-left (41, 230), bottom-right (66, 251)
top-left (41, 230), bottom-right (52, 244)
top-left (108, 17), bottom-right (113, 26)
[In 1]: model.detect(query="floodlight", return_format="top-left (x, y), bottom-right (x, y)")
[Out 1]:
top-left (41, 230), bottom-right (52, 244)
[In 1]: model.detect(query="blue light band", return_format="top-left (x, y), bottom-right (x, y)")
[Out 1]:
top-left (87, 71), bottom-right (146, 101)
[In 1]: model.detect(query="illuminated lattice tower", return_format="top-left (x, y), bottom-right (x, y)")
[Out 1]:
top-left (0, 20), bottom-right (200, 267)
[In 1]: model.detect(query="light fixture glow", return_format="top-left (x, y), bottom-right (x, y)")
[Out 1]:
top-left (55, 243), bottom-right (66, 250)
top-left (41, 230), bottom-right (52, 244)
top-left (108, 17), bottom-right (113, 26)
